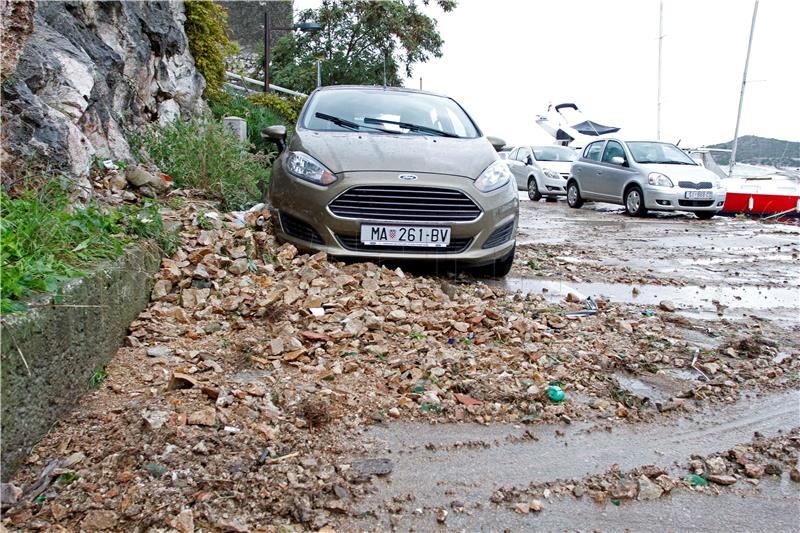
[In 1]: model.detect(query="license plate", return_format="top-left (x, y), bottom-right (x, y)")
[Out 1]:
top-left (685, 191), bottom-right (713, 199)
top-left (360, 225), bottom-right (451, 247)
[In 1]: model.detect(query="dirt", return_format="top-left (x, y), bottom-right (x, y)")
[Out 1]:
top-left (2, 194), bottom-right (799, 532)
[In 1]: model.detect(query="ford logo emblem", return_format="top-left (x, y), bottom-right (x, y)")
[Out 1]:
top-left (398, 174), bottom-right (418, 181)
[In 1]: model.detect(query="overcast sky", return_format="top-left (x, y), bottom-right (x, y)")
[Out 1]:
top-left (292, 0), bottom-right (799, 148)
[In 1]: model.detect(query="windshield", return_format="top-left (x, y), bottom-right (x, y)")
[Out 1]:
top-left (532, 146), bottom-right (578, 162)
top-left (627, 142), bottom-right (698, 165)
top-left (301, 88), bottom-right (480, 138)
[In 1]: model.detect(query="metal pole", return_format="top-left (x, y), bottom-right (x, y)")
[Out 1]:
top-left (419, 77), bottom-right (422, 90)
top-left (729, 0), bottom-right (759, 175)
top-left (317, 60), bottom-right (321, 88)
top-left (383, 52), bottom-right (387, 87)
top-left (264, 11), bottom-right (272, 92)
top-left (656, 0), bottom-right (663, 140)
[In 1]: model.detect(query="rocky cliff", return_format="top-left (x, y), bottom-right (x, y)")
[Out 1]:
top-left (0, 1), bottom-right (206, 188)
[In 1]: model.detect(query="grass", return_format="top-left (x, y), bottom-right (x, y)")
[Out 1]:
top-left (88, 366), bottom-right (106, 388)
top-left (0, 177), bottom-right (176, 313)
top-left (208, 94), bottom-right (286, 154)
top-left (131, 117), bottom-right (269, 210)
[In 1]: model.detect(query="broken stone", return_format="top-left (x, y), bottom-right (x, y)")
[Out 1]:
top-left (166, 372), bottom-right (200, 391)
top-left (529, 499), bottom-right (543, 512)
top-left (705, 457), bottom-right (727, 475)
top-left (172, 509), bottom-right (194, 533)
top-left (187, 408), bottom-right (216, 427)
top-left (0, 483), bottom-right (22, 506)
top-left (514, 502), bottom-right (529, 514)
top-left (80, 510), bottom-right (118, 531)
top-left (659, 300), bottom-right (676, 312)
top-left (351, 458), bottom-right (394, 478)
top-left (146, 345), bottom-right (173, 358)
top-left (142, 410), bottom-right (169, 429)
top-left (388, 309), bottom-right (407, 321)
top-left (637, 475), bottom-right (663, 500)
top-left (229, 258), bottom-right (249, 275)
top-left (125, 166), bottom-right (154, 187)
top-left (151, 279), bottom-right (172, 300)
top-left (744, 463), bottom-right (765, 479)
top-left (707, 474), bottom-right (737, 486)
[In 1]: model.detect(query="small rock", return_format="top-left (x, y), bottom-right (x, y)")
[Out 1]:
top-left (565, 292), bottom-right (581, 303)
top-left (655, 474), bottom-right (675, 493)
top-left (590, 399), bottom-right (610, 410)
top-left (705, 457), bottom-right (727, 476)
top-left (172, 509), bottom-right (194, 533)
top-left (80, 510), bottom-right (118, 531)
top-left (146, 345), bottom-right (173, 358)
top-left (572, 484), bottom-right (585, 498)
top-left (529, 499), bottom-right (543, 512)
top-left (125, 165), bottom-right (154, 187)
top-left (0, 483), bottom-right (22, 506)
top-left (166, 372), bottom-right (200, 391)
top-left (388, 309), bottom-right (407, 321)
top-left (659, 300), bottom-right (676, 312)
top-left (744, 463), bottom-right (765, 479)
top-left (388, 407), bottom-right (401, 418)
top-left (351, 458), bottom-right (393, 478)
top-left (789, 467), bottom-right (800, 482)
top-left (141, 410), bottom-right (169, 429)
top-left (436, 508), bottom-right (448, 523)
top-left (229, 258), bottom-right (249, 275)
top-left (187, 407), bottom-right (216, 426)
top-left (707, 474), bottom-right (737, 486)
top-left (637, 475), bottom-right (663, 500)
top-left (109, 174), bottom-right (127, 191)
top-left (764, 463), bottom-right (782, 476)
top-left (514, 502), bottom-right (529, 514)
top-left (151, 279), bottom-right (172, 300)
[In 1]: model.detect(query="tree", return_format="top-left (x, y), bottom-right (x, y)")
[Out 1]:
top-left (266, 0), bottom-right (456, 94)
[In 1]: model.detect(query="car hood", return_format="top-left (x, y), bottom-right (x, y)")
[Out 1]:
top-left (291, 130), bottom-right (498, 179)
top-left (640, 163), bottom-right (720, 182)
top-left (537, 161), bottom-right (573, 174)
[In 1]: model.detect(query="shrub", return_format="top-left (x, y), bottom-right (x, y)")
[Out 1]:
top-left (247, 92), bottom-right (307, 125)
top-left (0, 178), bottom-right (173, 313)
top-left (209, 94), bottom-right (285, 153)
top-left (184, 0), bottom-right (236, 99)
top-left (135, 118), bottom-right (268, 210)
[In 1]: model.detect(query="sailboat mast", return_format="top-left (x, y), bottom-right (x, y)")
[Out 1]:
top-left (729, 0), bottom-right (759, 175)
top-left (657, 0), bottom-right (663, 140)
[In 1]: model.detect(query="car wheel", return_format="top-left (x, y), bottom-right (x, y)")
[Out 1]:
top-left (567, 181), bottom-right (584, 208)
top-left (471, 245), bottom-right (515, 278)
top-left (624, 185), bottom-right (647, 217)
top-left (527, 177), bottom-right (542, 201)
top-left (695, 211), bottom-right (715, 220)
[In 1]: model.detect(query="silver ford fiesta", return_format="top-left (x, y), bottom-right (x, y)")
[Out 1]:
top-left (262, 85), bottom-right (519, 276)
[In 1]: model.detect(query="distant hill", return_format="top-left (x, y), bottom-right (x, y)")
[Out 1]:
top-left (706, 136), bottom-right (800, 167)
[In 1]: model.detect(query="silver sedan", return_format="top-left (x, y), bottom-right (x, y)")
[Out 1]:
top-left (566, 139), bottom-right (726, 219)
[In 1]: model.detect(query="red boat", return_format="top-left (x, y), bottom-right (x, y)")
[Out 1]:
top-left (719, 173), bottom-right (800, 218)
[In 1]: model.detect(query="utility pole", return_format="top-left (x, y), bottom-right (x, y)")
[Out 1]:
top-left (656, 0), bottom-right (664, 140)
top-left (316, 60), bottom-right (321, 88)
top-left (729, 0), bottom-right (759, 175)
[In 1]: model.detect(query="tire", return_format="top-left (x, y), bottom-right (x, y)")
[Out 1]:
top-left (695, 211), bottom-right (715, 220)
top-left (527, 177), bottom-right (542, 201)
top-left (624, 185), bottom-right (647, 217)
top-left (567, 181), bottom-right (584, 208)
top-left (471, 245), bottom-right (515, 278)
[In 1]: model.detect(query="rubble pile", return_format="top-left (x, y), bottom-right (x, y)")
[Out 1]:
top-left (3, 198), bottom-right (798, 531)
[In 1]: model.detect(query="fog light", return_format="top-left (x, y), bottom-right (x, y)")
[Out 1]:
top-left (656, 200), bottom-right (672, 206)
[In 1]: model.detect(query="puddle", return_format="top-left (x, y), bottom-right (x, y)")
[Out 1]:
top-left (614, 372), bottom-right (690, 404)
top-left (491, 277), bottom-right (800, 323)
top-left (349, 390), bottom-right (799, 528)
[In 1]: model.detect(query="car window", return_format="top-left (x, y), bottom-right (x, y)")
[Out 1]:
top-left (584, 142), bottom-right (605, 161)
top-left (532, 146), bottom-right (577, 162)
top-left (602, 141), bottom-right (626, 163)
top-left (508, 148), bottom-right (520, 161)
top-left (518, 147), bottom-right (532, 163)
top-left (302, 88), bottom-right (480, 138)
top-left (627, 141), bottom-right (698, 164)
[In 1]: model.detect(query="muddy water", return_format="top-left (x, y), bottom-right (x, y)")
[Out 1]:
top-left (492, 276), bottom-right (800, 322)
top-left (348, 390), bottom-right (799, 529)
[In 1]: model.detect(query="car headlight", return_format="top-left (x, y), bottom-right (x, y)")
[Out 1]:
top-left (543, 168), bottom-right (560, 180)
top-left (475, 160), bottom-right (512, 192)
top-left (285, 151), bottom-right (337, 185)
top-left (648, 172), bottom-right (673, 187)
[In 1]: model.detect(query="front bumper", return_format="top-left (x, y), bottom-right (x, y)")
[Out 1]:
top-left (643, 185), bottom-right (727, 212)
top-left (269, 164), bottom-right (519, 266)
top-left (541, 173), bottom-right (568, 196)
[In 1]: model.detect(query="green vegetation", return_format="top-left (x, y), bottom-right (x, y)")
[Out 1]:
top-left (707, 135), bottom-right (800, 167)
top-left (132, 118), bottom-right (268, 210)
top-left (184, 0), bottom-right (237, 98)
top-left (88, 366), bottom-right (106, 388)
top-left (269, 0), bottom-right (456, 93)
top-left (208, 94), bottom-right (298, 153)
top-left (0, 178), bottom-right (175, 313)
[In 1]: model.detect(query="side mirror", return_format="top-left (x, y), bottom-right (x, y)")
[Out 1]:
top-left (487, 136), bottom-right (506, 152)
top-left (525, 155), bottom-right (534, 166)
top-left (261, 125), bottom-right (287, 151)
top-left (610, 156), bottom-right (626, 166)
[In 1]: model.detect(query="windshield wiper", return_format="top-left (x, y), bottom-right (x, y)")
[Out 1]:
top-left (363, 117), bottom-right (461, 138)
top-left (314, 112), bottom-right (399, 134)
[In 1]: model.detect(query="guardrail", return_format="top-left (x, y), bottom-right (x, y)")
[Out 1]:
top-left (224, 71), bottom-right (307, 97)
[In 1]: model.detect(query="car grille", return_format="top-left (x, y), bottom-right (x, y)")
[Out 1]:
top-left (335, 234), bottom-right (472, 254)
top-left (678, 181), bottom-right (712, 189)
top-left (329, 186), bottom-right (481, 222)
top-left (482, 221), bottom-right (515, 249)
top-left (280, 212), bottom-right (324, 245)
top-left (678, 200), bottom-right (715, 207)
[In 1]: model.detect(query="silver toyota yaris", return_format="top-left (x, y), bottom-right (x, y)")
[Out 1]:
top-left (566, 139), bottom-right (726, 219)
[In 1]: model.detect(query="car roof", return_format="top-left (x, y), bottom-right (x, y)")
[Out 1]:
top-left (312, 84), bottom-right (453, 100)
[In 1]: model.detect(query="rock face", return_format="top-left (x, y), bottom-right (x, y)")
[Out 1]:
top-left (0, 1), bottom-right (205, 184)
top-left (0, 0), bottom-right (36, 82)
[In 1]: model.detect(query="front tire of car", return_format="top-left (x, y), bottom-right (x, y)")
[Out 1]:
top-left (527, 177), bottom-right (542, 201)
top-left (471, 245), bottom-right (515, 278)
top-left (567, 181), bottom-right (584, 208)
top-left (624, 185), bottom-right (647, 217)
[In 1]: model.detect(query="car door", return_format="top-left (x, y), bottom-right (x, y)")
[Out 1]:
top-left (515, 146), bottom-right (535, 189)
top-left (505, 148), bottom-right (526, 190)
top-left (573, 141), bottom-right (606, 197)
top-left (597, 140), bottom-right (632, 200)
